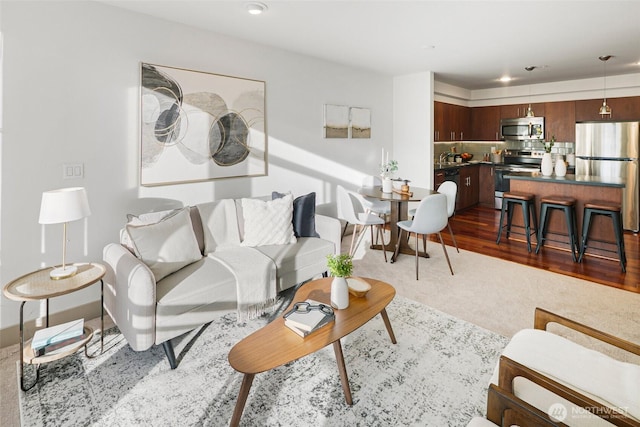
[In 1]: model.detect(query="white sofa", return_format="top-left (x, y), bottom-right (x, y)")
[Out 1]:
top-left (102, 194), bottom-right (341, 368)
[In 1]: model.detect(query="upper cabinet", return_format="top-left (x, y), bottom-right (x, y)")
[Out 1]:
top-left (434, 101), bottom-right (471, 141)
top-left (575, 96), bottom-right (640, 122)
top-left (471, 106), bottom-right (500, 141)
top-left (500, 103), bottom-right (545, 119)
top-left (544, 101), bottom-right (575, 142)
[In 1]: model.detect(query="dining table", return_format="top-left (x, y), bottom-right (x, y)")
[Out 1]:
top-left (358, 186), bottom-right (437, 263)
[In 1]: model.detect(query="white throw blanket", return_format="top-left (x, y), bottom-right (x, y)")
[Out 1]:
top-left (208, 248), bottom-right (277, 323)
top-left (198, 199), bottom-right (278, 322)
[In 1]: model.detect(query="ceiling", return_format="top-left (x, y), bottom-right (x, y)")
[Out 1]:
top-left (101, 0), bottom-right (640, 90)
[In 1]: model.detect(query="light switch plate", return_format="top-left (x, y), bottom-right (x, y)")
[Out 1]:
top-left (63, 163), bottom-right (84, 179)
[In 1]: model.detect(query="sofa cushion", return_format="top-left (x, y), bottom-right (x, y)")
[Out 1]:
top-left (241, 195), bottom-right (296, 247)
top-left (272, 191), bottom-right (320, 238)
top-left (255, 237), bottom-right (333, 279)
top-left (126, 208), bottom-right (202, 281)
top-left (197, 199), bottom-right (241, 254)
top-left (155, 257), bottom-right (237, 343)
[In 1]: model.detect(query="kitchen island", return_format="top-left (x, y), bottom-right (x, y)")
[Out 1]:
top-left (505, 172), bottom-right (625, 256)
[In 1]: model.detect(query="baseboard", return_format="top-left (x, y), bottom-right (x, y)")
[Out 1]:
top-left (0, 300), bottom-right (102, 349)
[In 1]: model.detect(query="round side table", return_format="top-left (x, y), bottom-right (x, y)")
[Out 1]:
top-left (3, 262), bottom-right (106, 391)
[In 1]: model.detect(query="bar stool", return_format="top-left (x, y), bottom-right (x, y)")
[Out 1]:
top-left (535, 196), bottom-right (579, 261)
top-left (496, 192), bottom-right (538, 252)
top-left (578, 201), bottom-right (627, 272)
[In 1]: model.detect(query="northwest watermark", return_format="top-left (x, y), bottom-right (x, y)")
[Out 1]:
top-left (548, 403), bottom-right (629, 422)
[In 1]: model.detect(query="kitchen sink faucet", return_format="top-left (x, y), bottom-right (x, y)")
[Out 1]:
top-left (439, 152), bottom-right (449, 165)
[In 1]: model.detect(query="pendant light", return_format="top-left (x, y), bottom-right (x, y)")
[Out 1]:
top-left (525, 66), bottom-right (536, 117)
top-left (599, 55), bottom-right (612, 117)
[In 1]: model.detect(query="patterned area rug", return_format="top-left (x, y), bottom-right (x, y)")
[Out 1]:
top-left (19, 296), bottom-right (508, 426)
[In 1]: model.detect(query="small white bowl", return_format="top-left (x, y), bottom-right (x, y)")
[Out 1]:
top-left (347, 277), bottom-right (371, 297)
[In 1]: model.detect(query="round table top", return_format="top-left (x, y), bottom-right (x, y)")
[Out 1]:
top-left (358, 186), bottom-right (436, 202)
top-left (3, 263), bottom-right (106, 301)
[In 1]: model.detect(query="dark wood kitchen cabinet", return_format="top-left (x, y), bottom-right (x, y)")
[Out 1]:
top-left (544, 100), bottom-right (575, 142)
top-left (575, 96), bottom-right (640, 122)
top-left (471, 106), bottom-right (501, 140)
top-left (500, 103), bottom-right (545, 119)
top-left (478, 164), bottom-right (495, 207)
top-left (457, 165), bottom-right (479, 211)
top-left (434, 101), bottom-right (471, 141)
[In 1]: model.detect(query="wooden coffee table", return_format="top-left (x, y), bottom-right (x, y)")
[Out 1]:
top-left (227, 277), bottom-right (397, 426)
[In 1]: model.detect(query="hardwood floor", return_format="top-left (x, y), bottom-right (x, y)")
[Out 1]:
top-left (442, 205), bottom-right (640, 293)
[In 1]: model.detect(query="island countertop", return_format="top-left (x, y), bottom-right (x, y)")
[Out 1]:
top-left (505, 172), bottom-right (625, 188)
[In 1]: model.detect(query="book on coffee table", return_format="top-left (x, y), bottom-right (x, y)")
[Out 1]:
top-left (285, 315), bottom-right (334, 337)
top-left (283, 299), bottom-right (335, 337)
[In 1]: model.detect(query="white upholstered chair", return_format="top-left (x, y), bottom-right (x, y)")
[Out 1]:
top-left (409, 180), bottom-right (458, 252)
top-left (337, 185), bottom-right (387, 261)
top-left (340, 176), bottom-right (391, 244)
top-left (395, 193), bottom-right (453, 279)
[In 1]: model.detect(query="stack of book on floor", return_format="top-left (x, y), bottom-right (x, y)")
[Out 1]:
top-left (283, 299), bottom-right (335, 338)
top-left (31, 318), bottom-right (85, 356)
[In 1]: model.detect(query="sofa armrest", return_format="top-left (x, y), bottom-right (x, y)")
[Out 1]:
top-left (103, 243), bottom-right (157, 352)
top-left (534, 307), bottom-right (640, 357)
top-left (315, 214), bottom-right (341, 255)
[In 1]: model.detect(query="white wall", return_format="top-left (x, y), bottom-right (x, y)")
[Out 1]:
top-left (0, 1), bottom-right (393, 334)
top-left (393, 72), bottom-right (434, 189)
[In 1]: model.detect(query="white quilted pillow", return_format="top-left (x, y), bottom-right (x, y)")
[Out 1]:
top-left (241, 194), bottom-right (297, 247)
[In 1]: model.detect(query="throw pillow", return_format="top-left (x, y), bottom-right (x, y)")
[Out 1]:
top-left (121, 208), bottom-right (181, 253)
top-left (126, 208), bottom-right (202, 281)
top-left (272, 191), bottom-right (319, 238)
top-left (241, 194), bottom-right (297, 247)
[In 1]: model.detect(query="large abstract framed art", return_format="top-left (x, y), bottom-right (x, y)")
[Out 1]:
top-left (140, 63), bottom-right (267, 186)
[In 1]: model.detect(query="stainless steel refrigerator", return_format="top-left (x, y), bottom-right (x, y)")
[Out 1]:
top-left (575, 121), bottom-right (639, 231)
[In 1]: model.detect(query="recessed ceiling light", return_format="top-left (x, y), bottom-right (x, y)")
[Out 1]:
top-left (246, 2), bottom-right (268, 15)
top-left (499, 76), bottom-right (512, 83)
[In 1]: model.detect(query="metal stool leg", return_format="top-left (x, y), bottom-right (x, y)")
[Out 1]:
top-left (535, 203), bottom-right (549, 254)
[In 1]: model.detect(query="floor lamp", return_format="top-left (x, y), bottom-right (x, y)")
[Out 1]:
top-left (39, 187), bottom-right (91, 280)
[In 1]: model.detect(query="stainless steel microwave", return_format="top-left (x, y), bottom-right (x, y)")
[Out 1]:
top-left (500, 117), bottom-right (545, 141)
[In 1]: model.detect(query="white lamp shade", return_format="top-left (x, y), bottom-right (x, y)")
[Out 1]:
top-left (39, 187), bottom-right (91, 225)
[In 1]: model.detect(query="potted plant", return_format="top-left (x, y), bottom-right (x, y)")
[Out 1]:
top-left (541, 136), bottom-right (555, 176)
top-left (380, 159), bottom-right (398, 193)
top-left (326, 253), bottom-right (353, 309)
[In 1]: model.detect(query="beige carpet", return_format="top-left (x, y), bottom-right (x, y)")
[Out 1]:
top-left (348, 232), bottom-right (640, 361)
top-left (2, 234), bottom-right (639, 426)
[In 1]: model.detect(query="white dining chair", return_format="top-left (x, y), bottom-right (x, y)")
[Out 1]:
top-left (358, 175), bottom-right (391, 245)
top-left (337, 185), bottom-right (387, 261)
top-left (409, 180), bottom-right (459, 253)
top-left (394, 193), bottom-right (453, 279)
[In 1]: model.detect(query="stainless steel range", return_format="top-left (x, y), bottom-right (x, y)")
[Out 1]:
top-left (493, 150), bottom-right (545, 209)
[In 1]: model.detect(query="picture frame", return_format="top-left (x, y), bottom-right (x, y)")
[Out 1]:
top-left (140, 63), bottom-right (267, 186)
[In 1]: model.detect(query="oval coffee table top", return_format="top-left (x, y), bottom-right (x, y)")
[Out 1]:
top-left (228, 277), bottom-right (395, 374)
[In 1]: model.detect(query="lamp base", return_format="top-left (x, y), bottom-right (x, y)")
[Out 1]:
top-left (50, 265), bottom-right (78, 280)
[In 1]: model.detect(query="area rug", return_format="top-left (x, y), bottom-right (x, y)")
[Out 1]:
top-left (19, 296), bottom-right (508, 427)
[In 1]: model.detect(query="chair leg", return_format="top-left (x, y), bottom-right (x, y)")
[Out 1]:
top-left (350, 224), bottom-right (369, 257)
top-left (447, 222), bottom-right (459, 253)
top-left (341, 221), bottom-right (349, 242)
top-left (496, 199), bottom-right (507, 244)
top-left (414, 233), bottom-right (419, 280)
top-left (438, 232), bottom-right (454, 275)
top-left (378, 225), bottom-right (388, 262)
top-left (349, 224), bottom-right (359, 256)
